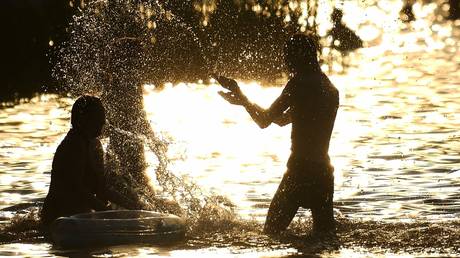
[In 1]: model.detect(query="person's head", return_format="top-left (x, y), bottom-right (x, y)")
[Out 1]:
top-left (331, 8), bottom-right (343, 24)
top-left (284, 33), bottom-right (320, 74)
top-left (71, 95), bottom-right (105, 138)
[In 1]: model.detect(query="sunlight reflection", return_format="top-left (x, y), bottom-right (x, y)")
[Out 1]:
top-left (169, 248), bottom-right (297, 258)
top-left (0, 0), bottom-right (459, 234)
top-left (1, 1), bottom-right (460, 257)
top-left (144, 82), bottom-right (292, 219)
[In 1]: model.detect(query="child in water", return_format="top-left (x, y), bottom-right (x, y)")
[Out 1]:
top-left (41, 96), bottom-right (133, 226)
top-left (214, 33), bottom-right (339, 234)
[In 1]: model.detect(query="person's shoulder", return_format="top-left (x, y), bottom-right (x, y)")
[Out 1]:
top-left (330, 85), bottom-right (339, 103)
top-left (57, 130), bottom-right (86, 154)
top-left (286, 76), bottom-right (300, 87)
top-left (52, 130), bottom-right (87, 169)
top-left (284, 76), bottom-right (301, 94)
top-left (287, 73), bottom-right (320, 94)
top-left (320, 74), bottom-right (339, 95)
top-left (326, 77), bottom-right (339, 94)
top-left (320, 73), bottom-right (334, 86)
top-left (288, 73), bottom-right (316, 87)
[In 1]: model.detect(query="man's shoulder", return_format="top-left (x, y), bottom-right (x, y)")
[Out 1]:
top-left (320, 74), bottom-right (339, 94)
top-left (287, 73), bottom-right (317, 89)
top-left (327, 81), bottom-right (339, 96)
top-left (287, 72), bottom-right (338, 96)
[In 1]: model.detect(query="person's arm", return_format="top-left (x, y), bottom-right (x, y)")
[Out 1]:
top-left (219, 91), bottom-right (271, 128)
top-left (273, 109), bottom-right (292, 127)
top-left (89, 139), bottom-right (110, 206)
top-left (215, 75), bottom-right (291, 128)
top-left (99, 184), bottom-right (145, 210)
top-left (90, 139), bottom-right (145, 210)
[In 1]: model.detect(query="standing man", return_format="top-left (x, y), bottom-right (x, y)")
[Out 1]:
top-left (214, 33), bottom-right (339, 234)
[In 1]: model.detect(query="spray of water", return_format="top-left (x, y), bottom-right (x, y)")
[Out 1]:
top-left (52, 0), bottom-right (239, 233)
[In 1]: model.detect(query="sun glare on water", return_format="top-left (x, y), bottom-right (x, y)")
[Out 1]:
top-left (143, 81), bottom-right (294, 219)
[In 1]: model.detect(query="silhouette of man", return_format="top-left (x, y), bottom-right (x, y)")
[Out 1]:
top-left (214, 33), bottom-right (339, 234)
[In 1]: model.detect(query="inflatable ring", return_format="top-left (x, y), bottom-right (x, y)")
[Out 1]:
top-left (51, 210), bottom-right (185, 248)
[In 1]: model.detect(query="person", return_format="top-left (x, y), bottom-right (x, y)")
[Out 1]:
top-left (214, 33), bottom-right (339, 234)
top-left (328, 8), bottom-right (363, 52)
top-left (40, 95), bottom-right (139, 226)
top-left (448, 0), bottom-right (460, 20)
top-left (400, 0), bottom-right (416, 23)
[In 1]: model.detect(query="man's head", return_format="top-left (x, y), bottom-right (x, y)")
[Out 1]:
top-left (284, 33), bottom-right (320, 74)
top-left (71, 95), bottom-right (106, 138)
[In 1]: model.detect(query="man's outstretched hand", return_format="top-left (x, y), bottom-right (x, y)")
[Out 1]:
top-left (212, 74), bottom-right (240, 93)
top-left (218, 91), bottom-right (246, 105)
top-left (212, 74), bottom-right (247, 106)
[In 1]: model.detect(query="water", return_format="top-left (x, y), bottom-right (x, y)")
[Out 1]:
top-left (1, 1), bottom-right (460, 257)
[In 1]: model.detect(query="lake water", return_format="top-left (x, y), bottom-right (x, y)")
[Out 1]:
top-left (1, 1), bottom-right (460, 257)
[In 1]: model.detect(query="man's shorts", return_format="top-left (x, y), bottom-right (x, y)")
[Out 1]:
top-left (281, 158), bottom-right (334, 210)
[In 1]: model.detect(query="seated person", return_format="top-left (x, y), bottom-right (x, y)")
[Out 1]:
top-left (41, 95), bottom-right (127, 226)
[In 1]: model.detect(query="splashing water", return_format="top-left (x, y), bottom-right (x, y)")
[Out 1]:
top-left (54, 0), bottom-right (205, 93)
top-left (52, 0), bottom-right (237, 234)
top-left (108, 125), bottom-right (237, 233)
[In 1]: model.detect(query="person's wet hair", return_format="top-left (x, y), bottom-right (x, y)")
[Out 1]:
top-left (71, 95), bottom-right (105, 129)
top-left (284, 33), bottom-right (320, 73)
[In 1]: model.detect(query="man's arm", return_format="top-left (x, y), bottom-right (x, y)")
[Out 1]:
top-left (273, 109), bottom-right (292, 127)
top-left (235, 94), bottom-right (273, 128)
top-left (215, 75), bottom-right (291, 128)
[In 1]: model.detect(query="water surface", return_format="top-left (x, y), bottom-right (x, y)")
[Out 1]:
top-left (1, 1), bottom-right (460, 257)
